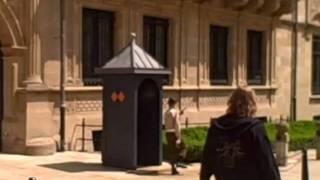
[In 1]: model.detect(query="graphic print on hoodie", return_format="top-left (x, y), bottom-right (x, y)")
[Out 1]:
top-left (216, 137), bottom-right (244, 168)
top-left (200, 114), bottom-right (281, 180)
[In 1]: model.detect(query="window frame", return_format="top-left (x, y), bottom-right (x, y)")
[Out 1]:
top-left (143, 16), bottom-right (170, 85)
top-left (143, 16), bottom-right (169, 68)
top-left (312, 35), bottom-right (320, 95)
top-left (209, 25), bottom-right (230, 85)
top-left (82, 8), bottom-right (115, 86)
top-left (202, 9), bottom-right (237, 87)
top-left (246, 30), bottom-right (267, 85)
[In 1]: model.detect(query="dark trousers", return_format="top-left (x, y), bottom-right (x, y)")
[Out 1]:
top-left (165, 132), bottom-right (187, 165)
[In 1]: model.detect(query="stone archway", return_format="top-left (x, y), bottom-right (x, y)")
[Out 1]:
top-left (0, 0), bottom-right (25, 152)
top-left (0, 0), bottom-right (24, 48)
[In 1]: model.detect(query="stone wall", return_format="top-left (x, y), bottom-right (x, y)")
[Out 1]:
top-left (4, 0), bottom-right (320, 155)
top-left (53, 0), bottom-right (284, 151)
top-left (0, 0), bottom-right (27, 154)
top-left (277, 0), bottom-right (320, 120)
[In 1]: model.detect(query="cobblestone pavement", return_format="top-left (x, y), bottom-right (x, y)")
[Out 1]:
top-left (0, 151), bottom-right (319, 180)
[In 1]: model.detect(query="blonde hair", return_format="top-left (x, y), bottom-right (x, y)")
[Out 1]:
top-left (226, 86), bottom-right (257, 117)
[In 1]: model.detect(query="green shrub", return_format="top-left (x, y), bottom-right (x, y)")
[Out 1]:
top-left (265, 121), bottom-right (317, 150)
top-left (182, 127), bottom-right (208, 162)
top-left (163, 121), bottom-right (317, 162)
top-left (288, 121), bottom-right (316, 150)
top-left (265, 123), bottom-right (277, 142)
top-left (163, 127), bottom-right (208, 162)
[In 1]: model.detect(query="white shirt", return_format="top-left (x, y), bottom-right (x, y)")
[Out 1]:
top-left (164, 108), bottom-right (181, 140)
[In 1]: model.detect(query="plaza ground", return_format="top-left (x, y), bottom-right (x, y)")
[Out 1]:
top-left (0, 151), bottom-right (319, 180)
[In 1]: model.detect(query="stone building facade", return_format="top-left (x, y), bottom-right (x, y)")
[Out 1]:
top-left (0, 0), bottom-right (319, 155)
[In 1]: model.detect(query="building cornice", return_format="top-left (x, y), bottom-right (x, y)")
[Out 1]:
top-left (192, 0), bottom-right (294, 17)
top-left (279, 19), bottom-right (320, 31)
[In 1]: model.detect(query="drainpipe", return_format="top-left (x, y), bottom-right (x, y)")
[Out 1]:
top-left (305, 0), bottom-right (309, 34)
top-left (291, 0), bottom-right (298, 121)
top-left (178, 0), bottom-right (183, 111)
top-left (302, 0), bottom-right (310, 40)
top-left (59, 0), bottom-right (66, 152)
top-left (197, 0), bottom-right (205, 111)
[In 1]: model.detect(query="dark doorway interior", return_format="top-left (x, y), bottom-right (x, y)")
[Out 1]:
top-left (137, 79), bottom-right (160, 166)
top-left (0, 43), bottom-right (3, 151)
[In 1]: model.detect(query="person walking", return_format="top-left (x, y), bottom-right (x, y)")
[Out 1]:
top-left (200, 87), bottom-right (281, 180)
top-left (164, 98), bottom-right (187, 175)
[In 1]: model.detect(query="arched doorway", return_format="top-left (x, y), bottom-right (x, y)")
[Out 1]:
top-left (137, 79), bottom-right (161, 166)
top-left (0, 1), bottom-right (24, 153)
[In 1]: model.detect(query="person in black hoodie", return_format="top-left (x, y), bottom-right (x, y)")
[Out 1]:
top-left (200, 87), bottom-right (281, 180)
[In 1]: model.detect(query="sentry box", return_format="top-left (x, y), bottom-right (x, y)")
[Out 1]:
top-left (95, 33), bottom-right (171, 169)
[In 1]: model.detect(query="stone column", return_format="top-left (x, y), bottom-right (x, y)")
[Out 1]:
top-left (180, 1), bottom-right (199, 86)
top-left (275, 119), bottom-right (289, 166)
top-left (316, 120), bottom-right (320, 160)
top-left (24, 0), bottom-right (43, 86)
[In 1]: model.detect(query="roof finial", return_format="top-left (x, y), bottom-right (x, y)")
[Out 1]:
top-left (131, 32), bottom-right (136, 40)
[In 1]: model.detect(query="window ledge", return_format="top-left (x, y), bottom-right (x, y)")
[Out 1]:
top-left (19, 85), bottom-right (277, 93)
top-left (249, 85), bottom-right (278, 91)
top-left (199, 86), bottom-right (237, 90)
top-left (163, 86), bottom-right (199, 90)
top-left (48, 86), bottom-right (103, 92)
top-left (164, 86), bottom-right (237, 91)
top-left (163, 85), bottom-right (278, 91)
top-left (310, 95), bottom-right (320, 100)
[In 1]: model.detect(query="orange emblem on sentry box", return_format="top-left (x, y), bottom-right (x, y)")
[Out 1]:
top-left (118, 92), bottom-right (126, 102)
top-left (111, 91), bottom-right (126, 103)
top-left (111, 92), bottom-right (118, 102)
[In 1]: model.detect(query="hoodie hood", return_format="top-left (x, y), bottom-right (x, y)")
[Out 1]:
top-left (213, 114), bottom-right (261, 139)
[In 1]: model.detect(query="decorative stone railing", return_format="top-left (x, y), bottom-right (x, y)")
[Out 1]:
top-left (226, 0), bottom-right (250, 10)
top-left (192, 0), bottom-right (294, 16)
top-left (276, 0), bottom-right (294, 15)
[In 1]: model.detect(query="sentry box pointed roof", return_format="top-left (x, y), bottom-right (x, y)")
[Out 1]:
top-left (95, 33), bottom-right (171, 75)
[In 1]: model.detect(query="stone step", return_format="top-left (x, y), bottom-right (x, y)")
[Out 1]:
top-left (25, 137), bottom-right (56, 156)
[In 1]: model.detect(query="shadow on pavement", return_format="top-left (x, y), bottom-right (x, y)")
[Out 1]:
top-left (39, 162), bottom-right (124, 173)
top-left (127, 170), bottom-right (162, 176)
top-left (126, 164), bottom-right (180, 177)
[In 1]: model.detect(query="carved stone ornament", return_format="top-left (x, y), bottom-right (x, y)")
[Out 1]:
top-left (276, 120), bottom-right (289, 142)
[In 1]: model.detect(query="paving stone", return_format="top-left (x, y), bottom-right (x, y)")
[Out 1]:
top-left (0, 151), bottom-right (318, 180)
